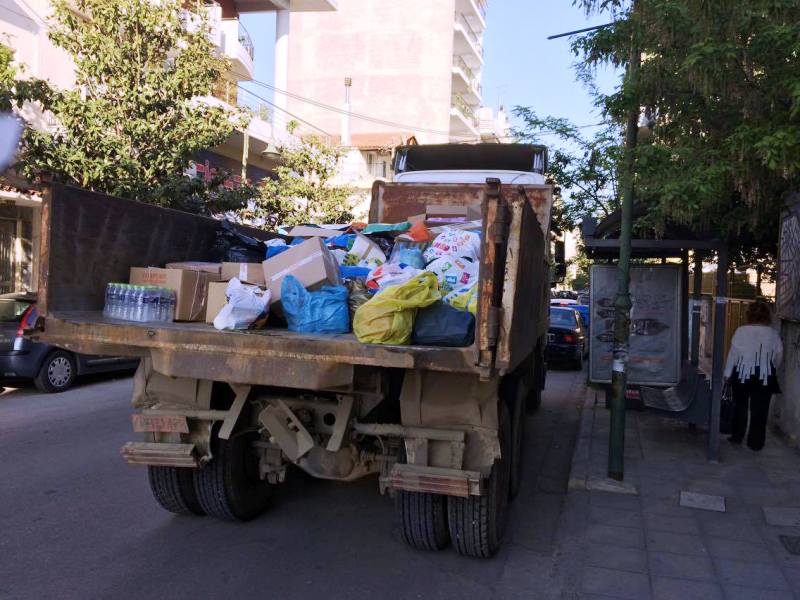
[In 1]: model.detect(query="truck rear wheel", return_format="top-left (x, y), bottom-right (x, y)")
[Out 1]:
top-left (447, 402), bottom-right (511, 558)
top-left (526, 352), bottom-right (545, 413)
top-left (396, 490), bottom-right (450, 551)
top-left (147, 466), bottom-right (205, 516)
top-left (193, 432), bottom-right (272, 522)
top-left (509, 381), bottom-right (525, 500)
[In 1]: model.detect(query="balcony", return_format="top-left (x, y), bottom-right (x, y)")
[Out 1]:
top-left (453, 12), bottom-right (484, 67)
top-left (455, 0), bottom-right (486, 31)
top-left (450, 93), bottom-right (480, 140)
top-left (233, 0), bottom-right (337, 12)
top-left (220, 19), bottom-right (254, 81)
top-left (452, 55), bottom-right (482, 104)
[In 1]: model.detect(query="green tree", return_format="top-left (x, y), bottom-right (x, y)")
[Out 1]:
top-left (572, 0), bottom-right (800, 256)
top-left (514, 109), bottom-right (623, 229)
top-left (19, 0), bottom-right (244, 206)
top-left (248, 127), bottom-right (355, 227)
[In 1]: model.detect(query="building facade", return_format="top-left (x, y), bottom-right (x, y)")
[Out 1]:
top-left (0, 0), bottom-right (336, 292)
top-left (282, 0), bottom-right (506, 196)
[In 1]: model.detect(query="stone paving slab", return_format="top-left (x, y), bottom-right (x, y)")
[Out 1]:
top-left (679, 490), bottom-right (726, 512)
top-left (764, 507), bottom-right (800, 526)
top-left (562, 390), bottom-right (800, 598)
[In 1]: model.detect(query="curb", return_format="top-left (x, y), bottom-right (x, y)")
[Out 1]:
top-left (567, 385), bottom-right (639, 495)
top-left (567, 386), bottom-right (597, 492)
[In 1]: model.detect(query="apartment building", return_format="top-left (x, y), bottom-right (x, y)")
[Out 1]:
top-left (283, 0), bottom-right (506, 191)
top-left (0, 0), bottom-right (336, 292)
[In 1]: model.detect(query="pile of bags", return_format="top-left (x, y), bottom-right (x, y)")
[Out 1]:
top-left (198, 215), bottom-right (483, 347)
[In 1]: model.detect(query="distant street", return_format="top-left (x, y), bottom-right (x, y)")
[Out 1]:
top-left (0, 368), bottom-right (586, 600)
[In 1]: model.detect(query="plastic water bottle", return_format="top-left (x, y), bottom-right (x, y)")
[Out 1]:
top-left (142, 287), bottom-right (153, 321)
top-left (167, 289), bottom-right (176, 322)
top-left (114, 284), bottom-right (125, 319)
top-left (132, 286), bottom-right (144, 322)
top-left (110, 283), bottom-right (122, 319)
top-left (148, 287), bottom-right (161, 322)
top-left (103, 284), bottom-right (112, 317)
top-left (119, 284), bottom-right (131, 320)
top-left (159, 288), bottom-right (168, 322)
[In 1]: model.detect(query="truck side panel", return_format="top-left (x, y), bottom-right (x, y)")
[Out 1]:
top-left (38, 184), bottom-right (276, 315)
top-left (495, 189), bottom-right (549, 373)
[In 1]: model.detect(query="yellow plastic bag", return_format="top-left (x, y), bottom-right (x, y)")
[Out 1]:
top-left (353, 272), bottom-right (441, 344)
top-left (444, 282), bottom-right (478, 314)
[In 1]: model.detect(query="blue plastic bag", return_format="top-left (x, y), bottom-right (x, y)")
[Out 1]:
top-left (326, 233), bottom-right (356, 250)
top-left (339, 266), bottom-right (371, 280)
top-left (281, 275), bottom-right (350, 334)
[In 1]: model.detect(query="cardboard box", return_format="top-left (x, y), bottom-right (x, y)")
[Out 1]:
top-left (130, 267), bottom-right (220, 321)
top-left (205, 281), bottom-right (229, 325)
top-left (165, 261), bottom-right (222, 276)
top-left (262, 237), bottom-right (340, 305)
top-left (286, 225), bottom-right (346, 238)
top-left (221, 262), bottom-right (266, 285)
top-left (425, 205), bottom-right (481, 224)
top-left (343, 231), bottom-right (386, 268)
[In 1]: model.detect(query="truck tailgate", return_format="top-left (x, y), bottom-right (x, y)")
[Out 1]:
top-left (39, 311), bottom-right (480, 386)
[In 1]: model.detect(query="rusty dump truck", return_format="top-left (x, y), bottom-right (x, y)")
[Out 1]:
top-left (36, 153), bottom-right (553, 558)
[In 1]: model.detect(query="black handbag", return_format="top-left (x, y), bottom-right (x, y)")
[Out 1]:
top-left (719, 381), bottom-right (734, 434)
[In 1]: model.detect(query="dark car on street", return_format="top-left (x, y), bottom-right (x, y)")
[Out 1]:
top-left (546, 306), bottom-right (587, 370)
top-left (0, 293), bottom-right (138, 392)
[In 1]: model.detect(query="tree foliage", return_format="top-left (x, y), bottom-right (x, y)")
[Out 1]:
top-left (244, 128), bottom-right (356, 227)
top-left (572, 0), bottom-right (800, 257)
top-left (17, 0), bottom-right (245, 207)
top-left (514, 108), bottom-right (623, 229)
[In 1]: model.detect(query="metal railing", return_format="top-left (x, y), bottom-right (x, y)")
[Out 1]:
top-left (455, 12), bottom-right (483, 55)
top-left (453, 55), bottom-right (481, 97)
top-left (237, 21), bottom-right (255, 61)
top-left (451, 93), bottom-right (478, 128)
top-left (236, 87), bottom-right (270, 122)
top-left (475, 0), bottom-right (487, 19)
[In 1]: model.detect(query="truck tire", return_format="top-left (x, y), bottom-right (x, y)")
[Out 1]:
top-left (147, 466), bottom-right (205, 516)
top-left (509, 381), bottom-right (525, 500)
top-left (34, 350), bottom-right (77, 393)
top-left (526, 353), bottom-right (545, 414)
top-left (447, 402), bottom-right (511, 558)
top-left (193, 432), bottom-right (272, 522)
top-left (396, 490), bottom-right (450, 551)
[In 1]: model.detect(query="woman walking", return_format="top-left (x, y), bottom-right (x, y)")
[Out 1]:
top-left (723, 301), bottom-right (783, 451)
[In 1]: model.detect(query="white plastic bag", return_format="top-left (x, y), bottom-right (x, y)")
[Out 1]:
top-left (422, 226), bottom-right (481, 264)
top-left (425, 256), bottom-right (479, 294)
top-left (213, 278), bottom-right (271, 330)
top-left (365, 263), bottom-right (423, 293)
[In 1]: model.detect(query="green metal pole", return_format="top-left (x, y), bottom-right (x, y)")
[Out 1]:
top-left (608, 1), bottom-right (640, 481)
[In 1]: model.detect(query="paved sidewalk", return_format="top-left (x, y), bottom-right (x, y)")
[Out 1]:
top-left (561, 387), bottom-right (800, 600)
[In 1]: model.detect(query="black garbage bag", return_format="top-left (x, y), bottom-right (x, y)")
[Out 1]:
top-left (213, 220), bottom-right (268, 263)
top-left (411, 301), bottom-right (475, 347)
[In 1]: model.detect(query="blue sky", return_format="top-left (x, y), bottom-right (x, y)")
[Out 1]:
top-left (240, 1), bottom-right (620, 136)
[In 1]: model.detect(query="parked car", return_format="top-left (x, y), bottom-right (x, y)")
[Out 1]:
top-left (552, 290), bottom-right (579, 301)
top-left (0, 293), bottom-right (138, 392)
top-left (546, 306), bottom-right (587, 370)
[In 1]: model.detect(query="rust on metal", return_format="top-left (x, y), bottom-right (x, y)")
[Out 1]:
top-left (384, 463), bottom-right (482, 498)
top-left (131, 413), bottom-right (190, 434)
top-left (120, 441), bottom-right (198, 467)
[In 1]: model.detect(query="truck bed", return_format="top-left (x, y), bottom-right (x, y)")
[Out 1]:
top-left (37, 183), bottom-right (552, 387)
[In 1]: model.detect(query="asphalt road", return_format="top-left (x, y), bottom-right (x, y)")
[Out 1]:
top-left (0, 368), bottom-right (586, 600)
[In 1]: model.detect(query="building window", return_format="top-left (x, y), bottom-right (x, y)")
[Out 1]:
top-left (366, 152), bottom-right (389, 179)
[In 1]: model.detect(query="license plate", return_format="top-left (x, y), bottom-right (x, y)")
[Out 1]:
top-left (132, 414), bottom-right (189, 434)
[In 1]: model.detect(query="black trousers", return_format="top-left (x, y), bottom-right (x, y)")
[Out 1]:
top-left (730, 376), bottom-right (773, 450)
